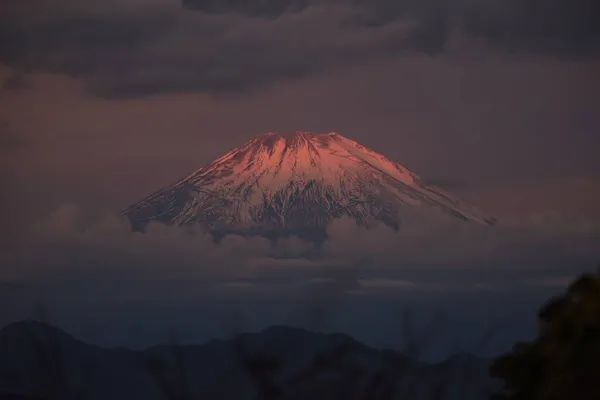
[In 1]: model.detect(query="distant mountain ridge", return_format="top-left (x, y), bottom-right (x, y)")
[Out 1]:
top-left (0, 320), bottom-right (499, 400)
top-left (123, 132), bottom-right (495, 242)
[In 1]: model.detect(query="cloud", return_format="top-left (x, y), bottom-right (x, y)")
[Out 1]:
top-left (2, 204), bottom-right (598, 353)
top-left (0, 0), bottom-right (597, 98)
top-left (357, 278), bottom-right (417, 290)
top-left (524, 276), bottom-right (574, 288)
top-left (461, 0), bottom-right (600, 57)
top-left (1, 71), bottom-right (27, 91)
top-left (220, 281), bottom-right (256, 289)
top-left (3, 204), bottom-right (599, 288)
top-left (0, 0), bottom-right (421, 98)
top-left (421, 178), bottom-right (471, 191)
top-left (0, 122), bottom-right (27, 154)
top-left (181, 0), bottom-right (312, 18)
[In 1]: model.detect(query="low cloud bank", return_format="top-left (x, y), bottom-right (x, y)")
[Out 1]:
top-left (2, 204), bottom-right (597, 355)
top-left (3, 204), bottom-right (599, 291)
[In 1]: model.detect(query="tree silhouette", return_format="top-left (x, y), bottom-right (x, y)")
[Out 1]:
top-left (490, 265), bottom-right (600, 400)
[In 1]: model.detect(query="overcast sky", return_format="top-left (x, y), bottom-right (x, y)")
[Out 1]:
top-left (1, 0), bottom-right (599, 355)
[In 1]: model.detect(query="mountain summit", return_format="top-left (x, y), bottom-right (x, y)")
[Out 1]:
top-left (122, 132), bottom-right (495, 241)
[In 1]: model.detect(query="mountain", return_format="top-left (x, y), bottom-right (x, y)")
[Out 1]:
top-left (122, 132), bottom-right (495, 242)
top-left (0, 320), bottom-right (499, 400)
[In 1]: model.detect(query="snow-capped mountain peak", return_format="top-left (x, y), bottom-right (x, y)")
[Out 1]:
top-left (122, 131), bottom-right (495, 241)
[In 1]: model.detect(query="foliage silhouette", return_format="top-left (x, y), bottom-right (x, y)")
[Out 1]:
top-left (490, 265), bottom-right (600, 400)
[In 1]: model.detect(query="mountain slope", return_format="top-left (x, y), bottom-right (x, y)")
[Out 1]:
top-left (0, 321), bottom-right (498, 400)
top-left (122, 132), bottom-right (495, 240)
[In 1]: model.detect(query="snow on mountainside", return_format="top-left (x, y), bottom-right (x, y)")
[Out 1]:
top-left (122, 132), bottom-right (496, 240)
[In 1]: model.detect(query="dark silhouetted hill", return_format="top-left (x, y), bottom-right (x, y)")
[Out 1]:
top-left (0, 321), bottom-right (499, 400)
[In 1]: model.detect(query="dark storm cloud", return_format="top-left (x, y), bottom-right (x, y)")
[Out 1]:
top-left (0, 0), bottom-right (597, 98)
top-left (181, 0), bottom-right (451, 30)
top-left (181, 0), bottom-right (312, 18)
top-left (0, 0), bottom-right (426, 98)
top-left (461, 0), bottom-right (600, 57)
top-left (0, 1), bottom-right (178, 77)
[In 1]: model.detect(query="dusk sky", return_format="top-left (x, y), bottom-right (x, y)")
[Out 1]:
top-left (1, 0), bottom-right (599, 359)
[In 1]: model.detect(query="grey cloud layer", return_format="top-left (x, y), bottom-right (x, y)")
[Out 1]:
top-left (1, 0), bottom-right (598, 97)
top-left (2, 204), bottom-right (598, 354)
top-left (3, 204), bottom-right (599, 288)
